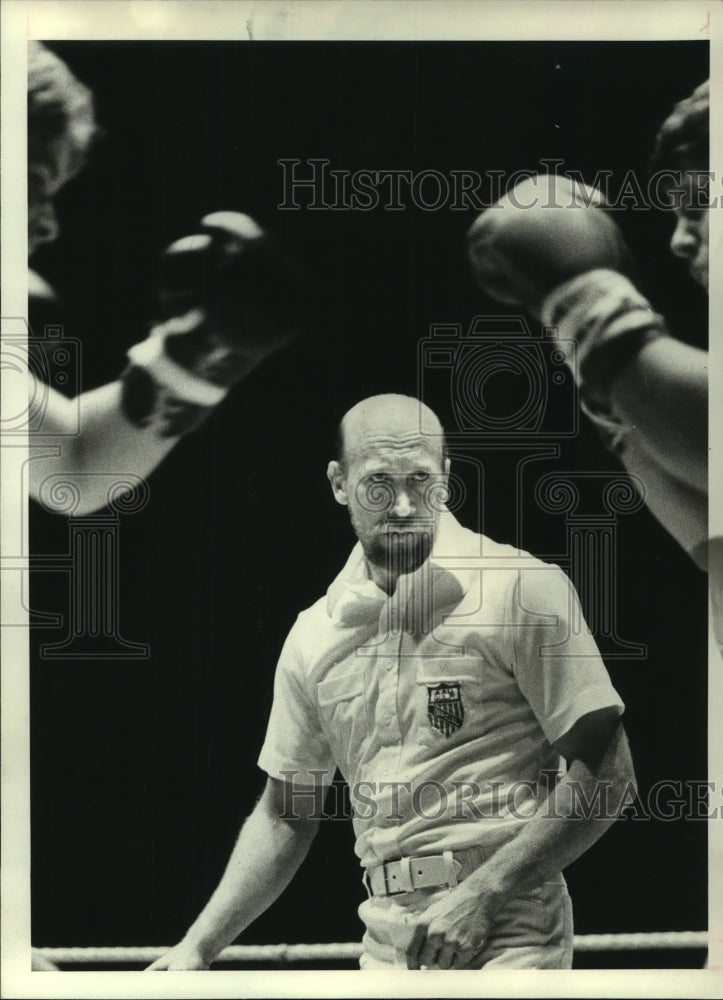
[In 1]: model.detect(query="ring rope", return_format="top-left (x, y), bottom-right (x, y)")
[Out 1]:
top-left (36, 931), bottom-right (708, 964)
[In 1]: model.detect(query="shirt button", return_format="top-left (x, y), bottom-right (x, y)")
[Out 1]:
top-left (385, 715), bottom-right (393, 725)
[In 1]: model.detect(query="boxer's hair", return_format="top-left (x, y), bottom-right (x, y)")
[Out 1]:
top-left (650, 79), bottom-right (709, 174)
top-left (28, 41), bottom-right (98, 163)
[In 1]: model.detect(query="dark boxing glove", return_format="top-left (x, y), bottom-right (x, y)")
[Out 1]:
top-left (121, 212), bottom-right (305, 436)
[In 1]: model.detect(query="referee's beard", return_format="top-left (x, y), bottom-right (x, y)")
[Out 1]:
top-left (362, 523), bottom-right (435, 581)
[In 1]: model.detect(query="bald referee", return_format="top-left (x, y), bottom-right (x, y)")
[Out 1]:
top-left (149, 394), bottom-right (634, 971)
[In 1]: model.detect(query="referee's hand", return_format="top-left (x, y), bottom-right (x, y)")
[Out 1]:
top-left (405, 881), bottom-right (493, 970)
top-left (146, 940), bottom-right (210, 971)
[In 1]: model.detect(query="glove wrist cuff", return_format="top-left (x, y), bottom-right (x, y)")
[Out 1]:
top-left (126, 315), bottom-right (229, 407)
top-left (541, 268), bottom-right (667, 398)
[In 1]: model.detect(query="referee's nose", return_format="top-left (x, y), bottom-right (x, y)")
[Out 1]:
top-left (390, 489), bottom-right (415, 518)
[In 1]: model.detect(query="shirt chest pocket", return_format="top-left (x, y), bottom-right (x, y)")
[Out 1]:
top-left (317, 670), bottom-right (368, 757)
top-left (414, 662), bottom-right (485, 748)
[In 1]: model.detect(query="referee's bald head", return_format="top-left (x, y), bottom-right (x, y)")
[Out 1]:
top-left (335, 395), bottom-right (447, 471)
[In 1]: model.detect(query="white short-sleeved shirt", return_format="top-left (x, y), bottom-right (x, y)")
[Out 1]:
top-left (258, 511), bottom-right (624, 868)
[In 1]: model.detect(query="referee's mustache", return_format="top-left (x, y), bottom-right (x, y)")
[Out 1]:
top-left (380, 519), bottom-right (435, 530)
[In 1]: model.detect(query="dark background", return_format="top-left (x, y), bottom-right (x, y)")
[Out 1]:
top-left (29, 41), bottom-right (709, 968)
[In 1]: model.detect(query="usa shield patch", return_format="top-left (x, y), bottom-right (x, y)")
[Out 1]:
top-left (427, 682), bottom-right (464, 737)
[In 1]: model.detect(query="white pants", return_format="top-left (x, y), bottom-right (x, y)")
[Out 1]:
top-left (358, 874), bottom-right (574, 969)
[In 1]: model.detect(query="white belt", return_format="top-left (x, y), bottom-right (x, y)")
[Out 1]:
top-left (365, 850), bottom-right (478, 896)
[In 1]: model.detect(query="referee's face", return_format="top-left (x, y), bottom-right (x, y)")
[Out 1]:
top-left (330, 444), bottom-right (450, 581)
top-left (349, 445), bottom-right (448, 577)
top-left (328, 396), bottom-right (450, 582)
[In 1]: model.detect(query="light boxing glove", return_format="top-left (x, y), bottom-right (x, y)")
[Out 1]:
top-left (121, 211), bottom-right (306, 437)
top-left (467, 175), bottom-right (635, 317)
top-left (467, 175), bottom-right (667, 453)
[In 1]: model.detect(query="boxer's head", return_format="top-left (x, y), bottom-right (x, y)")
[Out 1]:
top-left (28, 42), bottom-right (98, 255)
top-left (327, 395), bottom-right (450, 589)
top-left (650, 80), bottom-right (709, 290)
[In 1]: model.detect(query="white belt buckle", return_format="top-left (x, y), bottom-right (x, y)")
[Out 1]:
top-left (443, 850), bottom-right (459, 889)
top-left (397, 857), bottom-right (413, 893)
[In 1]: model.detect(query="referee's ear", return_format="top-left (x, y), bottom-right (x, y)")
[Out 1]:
top-left (327, 460), bottom-right (349, 506)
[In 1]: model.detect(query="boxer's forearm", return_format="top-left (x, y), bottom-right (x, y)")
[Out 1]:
top-left (179, 789), bottom-right (318, 965)
top-left (616, 434), bottom-right (708, 568)
top-left (29, 382), bottom-right (179, 515)
top-left (610, 338), bottom-right (708, 493)
top-left (465, 723), bottom-right (635, 909)
top-left (536, 269), bottom-right (707, 498)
